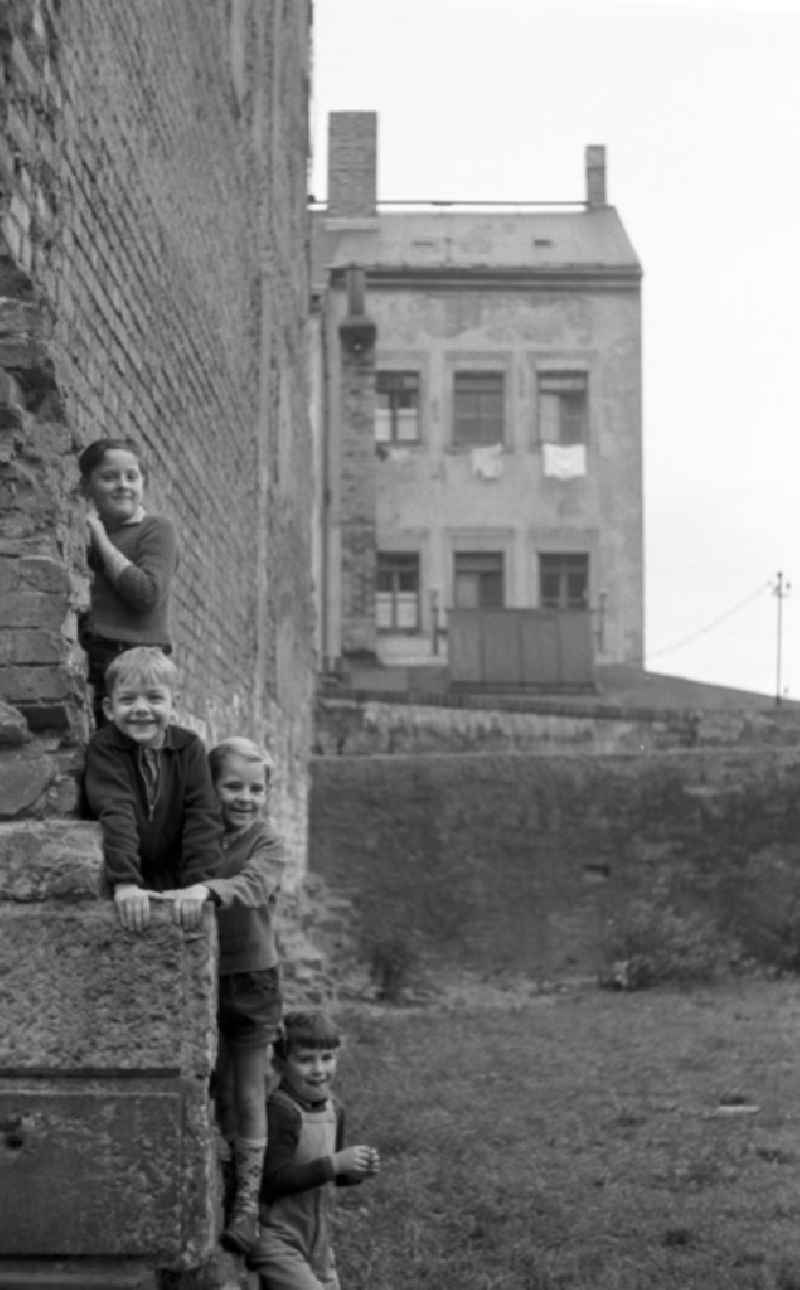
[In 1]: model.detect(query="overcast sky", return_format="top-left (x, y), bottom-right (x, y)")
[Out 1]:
top-left (311, 0), bottom-right (800, 698)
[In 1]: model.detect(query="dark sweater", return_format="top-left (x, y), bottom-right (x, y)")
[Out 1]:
top-left (87, 513), bottom-right (177, 645)
top-left (82, 722), bottom-right (223, 891)
top-left (206, 819), bottom-right (285, 974)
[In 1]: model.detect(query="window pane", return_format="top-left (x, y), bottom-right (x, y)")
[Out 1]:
top-left (480, 571), bottom-right (503, 608)
top-left (396, 592), bottom-right (419, 629)
top-left (454, 573), bottom-right (479, 609)
top-left (539, 392), bottom-right (559, 443)
top-left (454, 373), bottom-right (504, 445)
top-left (396, 407), bottom-right (419, 442)
top-left (375, 406), bottom-right (392, 443)
top-left (375, 592), bottom-right (394, 628)
top-left (560, 392), bottom-right (586, 445)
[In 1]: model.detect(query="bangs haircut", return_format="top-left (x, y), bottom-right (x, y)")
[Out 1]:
top-left (105, 646), bottom-right (177, 696)
top-left (78, 436), bottom-right (146, 481)
top-left (274, 1011), bottom-right (341, 1061)
top-left (209, 736), bottom-right (274, 785)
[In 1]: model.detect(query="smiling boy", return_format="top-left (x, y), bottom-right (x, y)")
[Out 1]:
top-left (247, 1012), bottom-right (380, 1289)
top-left (82, 646), bottom-right (223, 932)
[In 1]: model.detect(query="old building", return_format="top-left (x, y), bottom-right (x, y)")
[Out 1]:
top-left (311, 112), bottom-right (643, 688)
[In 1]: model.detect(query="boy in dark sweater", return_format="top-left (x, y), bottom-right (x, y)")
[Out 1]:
top-left (247, 1012), bottom-right (380, 1290)
top-left (78, 437), bottom-right (178, 729)
top-left (82, 646), bottom-right (222, 932)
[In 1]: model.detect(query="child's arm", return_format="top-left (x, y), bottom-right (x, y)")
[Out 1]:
top-left (168, 737), bottom-right (224, 930)
top-left (333, 1104), bottom-right (380, 1187)
top-left (89, 514), bottom-right (177, 611)
top-left (84, 741), bottom-right (145, 889)
top-left (205, 822), bottom-right (285, 910)
top-left (83, 741), bottom-right (151, 931)
top-left (261, 1097), bottom-right (378, 1205)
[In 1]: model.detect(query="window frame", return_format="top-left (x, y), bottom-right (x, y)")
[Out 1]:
top-left (376, 551), bottom-right (422, 633)
top-left (452, 371), bottom-right (505, 449)
top-left (374, 370), bottom-right (422, 446)
top-left (453, 550), bottom-right (505, 610)
top-left (536, 370), bottom-right (589, 446)
top-left (538, 552), bottom-right (589, 610)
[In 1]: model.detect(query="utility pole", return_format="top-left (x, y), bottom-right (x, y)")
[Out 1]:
top-left (774, 571), bottom-right (791, 705)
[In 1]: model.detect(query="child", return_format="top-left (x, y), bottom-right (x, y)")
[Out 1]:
top-left (247, 1011), bottom-right (380, 1290)
top-left (81, 646), bottom-right (222, 933)
top-left (203, 737), bottom-right (285, 1255)
top-left (78, 436), bottom-right (178, 728)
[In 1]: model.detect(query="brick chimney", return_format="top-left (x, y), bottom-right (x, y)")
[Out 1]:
top-left (327, 111), bottom-right (377, 217)
top-left (585, 145), bottom-right (607, 207)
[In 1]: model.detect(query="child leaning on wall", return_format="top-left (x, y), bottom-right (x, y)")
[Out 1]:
top-left (78, 436), bottom-right (178, 729)
top-left (81, 646), bottom-right (223, 933)
top-left (202, 736), bottom-right (286, 1256)
top-left (247, 1011), bottom-right (381, 1290)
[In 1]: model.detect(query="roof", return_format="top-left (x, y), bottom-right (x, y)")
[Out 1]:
top-left (312, 206), bottom-right (640, 285)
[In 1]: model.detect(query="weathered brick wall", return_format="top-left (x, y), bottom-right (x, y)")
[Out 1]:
top-left (0, 0), bottom-right (314, 870)
top-left (309, 749), bottom-right (800, 979)
top-left (338, 323), bottom-right (377, 660)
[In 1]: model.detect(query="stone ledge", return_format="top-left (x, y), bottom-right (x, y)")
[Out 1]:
top-left (0, 819), bottom-right (101, 899)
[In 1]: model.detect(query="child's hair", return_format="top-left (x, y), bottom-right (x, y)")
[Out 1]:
top-left (274, 1011), bottom-right (341, 1061)
top-left (78, 437), bottom-right (146, 481)
top-left (104, 646), bottom-right (177, 697)
top-left (209, 736), bottom-right (274, 785)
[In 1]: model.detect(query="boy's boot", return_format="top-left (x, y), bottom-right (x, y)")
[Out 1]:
top-left (219, 1135), bottom-right (266, 1255)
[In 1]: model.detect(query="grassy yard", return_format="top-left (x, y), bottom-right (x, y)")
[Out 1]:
top-left (329, 979), bottom-right (800, 1290)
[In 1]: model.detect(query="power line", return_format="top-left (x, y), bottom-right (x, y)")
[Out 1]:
top-left (647, 582), bottom-right (772, 663)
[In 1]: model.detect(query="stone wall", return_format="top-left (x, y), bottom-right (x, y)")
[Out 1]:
top-left (315, 695), bottom-right (800, 756)
top-left (0, 0), bottom-right (315, 871)
top-left (309, 748), bottom-right (800, 981)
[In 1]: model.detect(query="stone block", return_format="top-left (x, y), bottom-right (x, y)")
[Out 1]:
top-left (0, 752), bottom-right (57, 819)
top-left (0, 887), bottom-right (218, 1265)
top-left (0, 902), bottom-right (217, 1073)
top-left (0, 702), bottom-right (28, 748)
top-left (0, 664), bottom-right (72, 702)
top-left (0, 628), bottom-right (63, 665)
top-left (0, 592), bottom-right (66, 629)
top-left (0, 820), bottom-right (101, 897)
top-left (0, 1081), bottom-right (182, 1256)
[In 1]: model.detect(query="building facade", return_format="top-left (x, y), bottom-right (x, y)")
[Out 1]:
top-left (312, 112), bottom-right (643, 685)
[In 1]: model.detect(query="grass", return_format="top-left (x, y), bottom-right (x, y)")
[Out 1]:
top-left (329, 979), bottom-right (800, 1289)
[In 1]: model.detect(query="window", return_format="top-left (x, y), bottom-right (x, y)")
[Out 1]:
top-left (537, 372), bottom-right (588, 444)
top-left (539, 554), bottom-right (589, 609)
top-left (453, 552), bottom-right (504, 609)
top-left (453, 372), bottom-right (504, 447)
top-left (376, 552), bottom-right (420, 631)
top-left (375, 372), bottom-right (420, 444)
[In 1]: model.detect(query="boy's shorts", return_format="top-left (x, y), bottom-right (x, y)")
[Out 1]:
top-left (219, 966), bottom-right (282, 1051)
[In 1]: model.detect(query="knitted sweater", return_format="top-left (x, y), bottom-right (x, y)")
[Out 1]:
top-left (82, 721), bottom-right (223, 892)
top-left (206, 819), bottom-right (285, 974)
top-left (87, 513), bottom-right (177, 645)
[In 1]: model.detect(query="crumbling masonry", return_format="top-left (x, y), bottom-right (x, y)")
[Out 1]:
top-left (0, 1), bottom-right (315, 1284)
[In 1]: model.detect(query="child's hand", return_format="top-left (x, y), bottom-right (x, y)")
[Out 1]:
top-left (86, 512), bottom-right (106, 546)
top-left (114, 884), bottom-right (151, 932)
top-left (172, 884), bottom-right (209, 931)
top-left (332, 1145), bottom-right (379, 1178)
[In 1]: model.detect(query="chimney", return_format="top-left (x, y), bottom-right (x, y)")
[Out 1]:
top-left (585, 145), bottom-right (607, 207)
top-left (327, 111), bottom-right (377, 218)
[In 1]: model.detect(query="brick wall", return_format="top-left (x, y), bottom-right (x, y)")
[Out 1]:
top-left (310, 749), bottom-right (800, 979)
top-left (337, 313), bottom-right (377, 660)
top-left (0, 0), bottom-right (314, 871)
